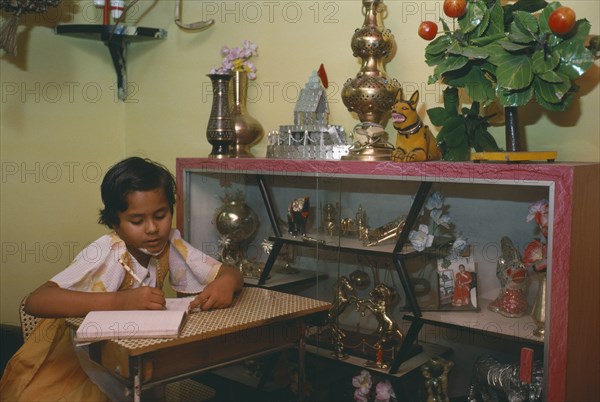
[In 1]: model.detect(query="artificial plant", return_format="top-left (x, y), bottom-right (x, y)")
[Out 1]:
top-left (423, 0), bottom-right (595, 159)
top-left (427, 87), bottom-right (500, 161)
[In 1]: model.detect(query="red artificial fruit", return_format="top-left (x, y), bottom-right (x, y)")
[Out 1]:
top-left (443, 0), bottom-right (467, 19)
top-left (548, 6), bottom-right (576, 36)
top-left (418, 21), bottom-right (438, 41)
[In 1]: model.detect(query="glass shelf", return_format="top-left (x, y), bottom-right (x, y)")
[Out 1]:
top-left (54, 24), bottom-right (167, 100)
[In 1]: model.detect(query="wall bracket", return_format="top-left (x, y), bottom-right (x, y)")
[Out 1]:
top-left (54, 24), bottom-right (167, 101)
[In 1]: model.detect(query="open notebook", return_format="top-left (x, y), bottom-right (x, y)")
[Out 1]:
top-left (75, 297), bottom-right (195, 342)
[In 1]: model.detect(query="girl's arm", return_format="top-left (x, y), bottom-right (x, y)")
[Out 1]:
top-left (188, 264), bottom-right (243, 311)
top-left (24, 281), bottom-right (167, 318)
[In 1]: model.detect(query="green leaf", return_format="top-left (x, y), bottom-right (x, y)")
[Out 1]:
top-left (470, 33), bottom-right (506, 46)
top-left (435, 55), bottom-right (469, 77)
top-left (487, 0), bottom-right (505, 36)
top-left (427, 107), bottom-right (451, 126)
top-left (563, 19), bottom-right (592, 46)
top-left (499, 39), bottom-right (531, 51)
top-left (538, 2), bottom-right (560, 34)
top-left (513, 11), bottom-right (539, 35)
top-left (465, 100), bottom-right (480, 116)
top-left (553, 20), bottom-right (593, 78)
top-left (459, 0), bottom-right (486, 34)
top-left (505, 0), bottom-right (549, 26)
top-left (556, 45), bottom-right (594, 79)
top-left (509, 20), bottom-right (536, 44)
top-left (442, 142), bottom-right (470, 161)
top-left (436, 116), bottom-right (466, 147)
top-left (514, 0), bottom-right (549, 13)
top-left (425, 51), bottom-right (446, 67)
top-left (444, 65), bottom-right (497, 103)
top-left (536, 89), bottom-right (574, 111)
top-left (538, 70), bottom-right (565, 83)
top-left (496, 85), bottom-right (534, 107)
top-left (533, 76), bottom-right (571, 104)
top-left (448, 41), bottom-right (490, 59)
top-left (484, 42), bottom-right (508, 64)
top-left (470, 128), bottom-right (501, 152)
top-left (462, 46), bottom-right (490, 59)
top-left (531, 50), bottom-right (560, 74)
top-left (428, 75), bottom-right (440, 85)
top-left (470, 3), bottom-right (491, 39)
top-left (425, 35), bottom-right (453, 56)
top-left (447, 41), bottom-right (464, 56)
top-left (495, 54), bottom-right (533, 90)
top-left (440, 17), bottom-right (451, 34)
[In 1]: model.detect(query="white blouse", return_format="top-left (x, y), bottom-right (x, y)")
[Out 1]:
top-left (51, 229), bottom-right (221, 293)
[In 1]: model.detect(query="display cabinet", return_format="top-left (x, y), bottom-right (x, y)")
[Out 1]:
top-left (176, 158), bottom-right (599, 400)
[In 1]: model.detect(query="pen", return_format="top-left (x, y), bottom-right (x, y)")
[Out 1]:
top-left (118, 258), bottom-right (146, 287)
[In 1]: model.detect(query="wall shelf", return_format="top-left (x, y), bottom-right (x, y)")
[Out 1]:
top-left (54, 24), bottom-right (167, 101)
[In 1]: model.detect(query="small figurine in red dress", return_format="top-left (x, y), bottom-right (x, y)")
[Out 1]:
top-left (452, 264), bottom-right (473, 307)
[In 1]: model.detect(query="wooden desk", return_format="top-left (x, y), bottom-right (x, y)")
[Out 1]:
top-left (67, 287), bottom-right (330, 401)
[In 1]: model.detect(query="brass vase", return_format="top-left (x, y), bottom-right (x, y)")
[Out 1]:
top-left (531, 272), bottom-right (547, 338)
top-left (206, 74), bottom-right (235, 158)
top-left (341, 0), bottom-right (400, 126)
top-left (230, 71), bottom-right (264, 158)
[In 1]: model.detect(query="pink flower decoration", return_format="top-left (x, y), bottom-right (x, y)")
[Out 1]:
top-left (352, 370), bottom-right (372, 396)
top-left (524, 239), bottom-right (547, 272)
top-left (375, 380), bottom-right (396, 402)
top-left (526, 199), bottom-right (549, 238)
top-left (211, 41), bottom-right (258, 79)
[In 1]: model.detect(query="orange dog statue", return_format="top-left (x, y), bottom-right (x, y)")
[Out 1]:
top-left (391, 90), bottom-right (442, 162)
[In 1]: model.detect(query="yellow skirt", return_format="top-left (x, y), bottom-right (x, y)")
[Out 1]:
top-left (0, 318), bottom-right (108, 402)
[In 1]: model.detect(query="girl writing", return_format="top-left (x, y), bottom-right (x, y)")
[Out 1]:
top-left (0, 157), bottom-right (243, 401)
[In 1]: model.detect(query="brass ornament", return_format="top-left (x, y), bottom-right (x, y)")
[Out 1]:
top-left (341, 0), bottom-right (400, 126)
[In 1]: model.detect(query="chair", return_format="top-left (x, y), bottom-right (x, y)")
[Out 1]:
top-left (19, 295), bottom-right (41, 342)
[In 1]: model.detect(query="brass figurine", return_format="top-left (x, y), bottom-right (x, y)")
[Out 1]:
top-left (421, 357), bottom-right (454, 402)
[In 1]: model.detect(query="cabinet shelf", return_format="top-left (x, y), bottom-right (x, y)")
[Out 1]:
top-left (268, 234), bottom-right (454, 258)
top-left (54, 24), bottom-right (167, 100)
top-left (243, 268), bottom-right (327, 289)
top-left (305, 342), bottom-right (450, 378)
top-left (404, 298), bottom-right (544, 345)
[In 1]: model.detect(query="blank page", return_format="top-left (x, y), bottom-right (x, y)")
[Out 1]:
top-left (75, 309), bottom-right (186, 342)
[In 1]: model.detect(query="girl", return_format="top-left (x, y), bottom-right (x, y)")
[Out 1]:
top-left (0, 157), bottom-right (243, 401)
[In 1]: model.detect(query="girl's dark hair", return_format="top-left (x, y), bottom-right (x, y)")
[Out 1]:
top-left (98, 157), bottom-right (176, 228)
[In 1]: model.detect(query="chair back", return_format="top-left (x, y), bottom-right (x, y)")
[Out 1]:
top-left (19, 296), bottom-right (41, 341)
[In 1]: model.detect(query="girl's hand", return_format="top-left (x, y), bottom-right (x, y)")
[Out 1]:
top-left (117, 287), bottom-right (166, 310)
top-left (189, 281), bottom-right (235, 311)
top-left (188, 263), bottom-right (243, 311)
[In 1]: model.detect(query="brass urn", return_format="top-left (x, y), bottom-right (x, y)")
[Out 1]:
top-left (341, 0), bottom-right (400, 126)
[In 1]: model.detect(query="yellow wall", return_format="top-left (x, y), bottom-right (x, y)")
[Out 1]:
top-left (1, 0), bottom-right (598, 324)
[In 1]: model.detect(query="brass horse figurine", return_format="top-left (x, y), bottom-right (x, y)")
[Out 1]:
top-left (363, 284), bottom-right (404, 346)
top-left (327, 277), bottom-right (404, 362)
top-left (391, 90), bottom-right (442, 162)
top-left (327, 276), bottom-right (359, 343)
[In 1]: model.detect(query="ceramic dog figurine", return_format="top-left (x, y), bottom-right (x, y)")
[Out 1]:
top-left (391, 90), bottom-right (442, 162)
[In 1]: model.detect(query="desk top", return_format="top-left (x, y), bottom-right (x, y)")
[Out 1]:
top-left (67, 287), bottom-right (330, 354)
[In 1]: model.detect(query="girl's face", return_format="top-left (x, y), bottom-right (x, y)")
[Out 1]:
top-left (114, 188), bottom-right (172, 265)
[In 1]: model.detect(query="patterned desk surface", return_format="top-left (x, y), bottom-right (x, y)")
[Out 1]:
top-left (67, 287), bottom-right (330, 354)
